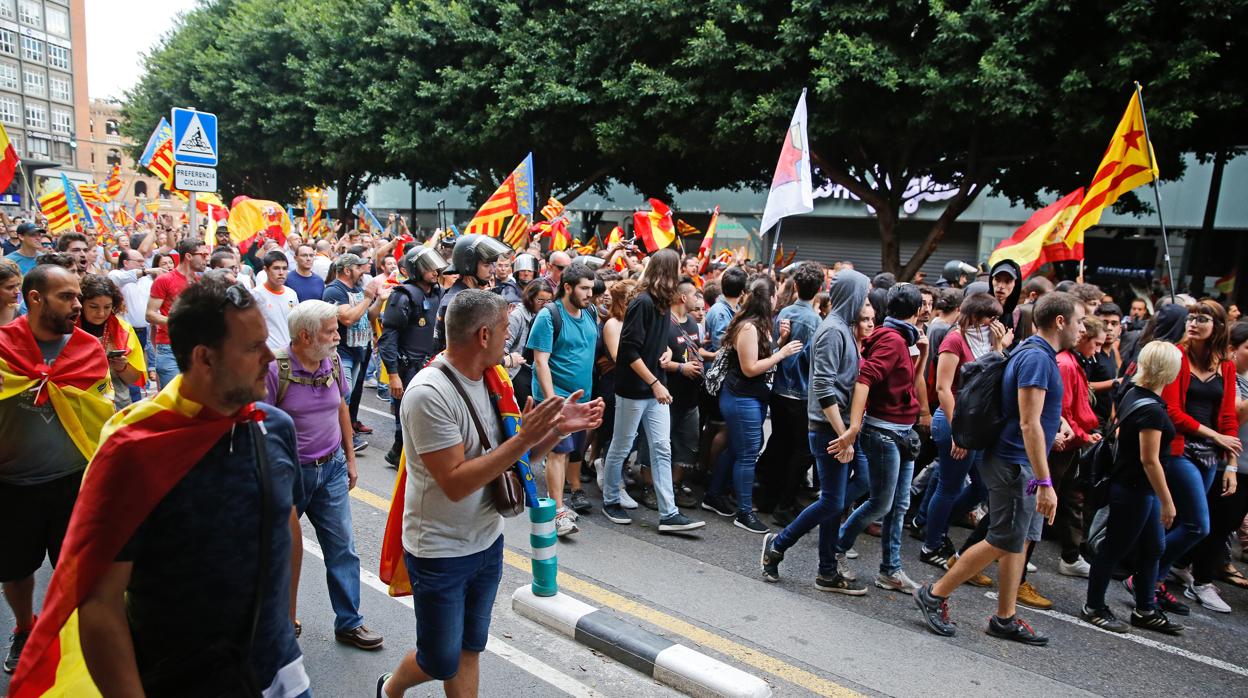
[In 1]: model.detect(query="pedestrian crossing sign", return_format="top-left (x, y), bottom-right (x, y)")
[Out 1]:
top-left (171, 107), bottom-right (218, 166)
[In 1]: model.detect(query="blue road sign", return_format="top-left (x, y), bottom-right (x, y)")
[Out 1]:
top-left (171, 108), bottom-right (218, 166)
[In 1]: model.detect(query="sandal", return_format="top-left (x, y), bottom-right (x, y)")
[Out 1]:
top-left (1218, 564), bottom-right (1248, 589)
top-left (293, 619), bottom-right (302, 638)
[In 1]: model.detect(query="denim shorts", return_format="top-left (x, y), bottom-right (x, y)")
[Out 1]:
top-left (403, 535), bottom-right (504, 680)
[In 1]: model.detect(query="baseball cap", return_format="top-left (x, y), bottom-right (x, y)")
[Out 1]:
top-left (17, 222), bottom-right (44, 236)
top-left (336, 252), bottom-right (368, 269)
top-left (992, 265), bottom-right (1018, 280)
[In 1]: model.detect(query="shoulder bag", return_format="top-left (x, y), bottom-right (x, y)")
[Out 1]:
top-left (437, 363), bottom-right (526, 517)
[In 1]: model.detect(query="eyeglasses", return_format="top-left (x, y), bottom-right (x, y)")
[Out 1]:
top-left (552, 264), bottom-right (568, 272)
top-left (1186, 315), bottom-right (1213, 325)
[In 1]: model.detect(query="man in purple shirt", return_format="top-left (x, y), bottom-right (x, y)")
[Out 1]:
top-left (265, 299), bottom-right (383, 650)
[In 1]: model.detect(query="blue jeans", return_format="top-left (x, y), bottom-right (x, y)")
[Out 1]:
top-left (1157, 454), bottom-right (1215, 578)
top-left (153, 343), bottom-right (179, 389)
top-left (404, 535), bottom-right (504, 681)
top-left (924, 408), bottom-right (985, 550)
top-left (296, 449), bottom-right (364, 633)
top-left (838, 425), bottom-right (915, 575)
top-left (129, 326), bottom-right (148, 403)
top-left (774, 426), bottom-right (850, 576)
top-left (603, 396), bottom-right (676, 517)
top-left (711, 390), bottom-right (767, 514)
top-left (1087, 483), bottom-right (1164, 611)
top-left (337, 345), bottom-right (369, 424)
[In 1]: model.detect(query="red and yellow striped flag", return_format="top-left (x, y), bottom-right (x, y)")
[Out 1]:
top-left (541, 197), bottom-right (564, 222)
top-left (104, 164), bottom-right (122, 200)
top-left (1064, 91), bottom-right (1160, 249)
top-left (38, 187), bottom-right (73, 233)
top-left (698, 206), bottom-right (720, 274)
top-left (633, 198), bottom-right (676, 253)
top-left (113, 205), bottom-right (134, 227)
top-left (989, 188), bottom-right (1086, 278)
top-left (464, 176), bottom-right (519, 237)
top-left (502, 214), bottom-right (529, 251)
top-left (6, 376), bottom-right (269, 698)
top-left (0, 122), bottom-right (19, 193)
top-left (676, 219), bottom-right (701, 237)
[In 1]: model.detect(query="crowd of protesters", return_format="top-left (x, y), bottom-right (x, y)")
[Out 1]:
top-left (2, 210), bottom-right (1247, 697)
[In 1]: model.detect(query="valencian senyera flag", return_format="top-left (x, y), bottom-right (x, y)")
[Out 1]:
top-left (6, 375), bottom-right (274, 697)
top-left (464, 153), bottom-right (535, 237)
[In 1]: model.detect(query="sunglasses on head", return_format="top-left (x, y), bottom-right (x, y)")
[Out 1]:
top-left (222, 283), bottom-right (255, 310)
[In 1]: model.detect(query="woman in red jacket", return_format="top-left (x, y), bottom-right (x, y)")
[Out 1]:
top-left (1052, 316), bottom-right (1106, 576)
top-left (1151, 300), bottom-right (1241, 613)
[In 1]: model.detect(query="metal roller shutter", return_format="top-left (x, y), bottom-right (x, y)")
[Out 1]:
top-left (774, 217), bottom-right (981, 278)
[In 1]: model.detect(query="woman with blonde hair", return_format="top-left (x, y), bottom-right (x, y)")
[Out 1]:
top-left (1082, 340), bottom-right (1183, 634)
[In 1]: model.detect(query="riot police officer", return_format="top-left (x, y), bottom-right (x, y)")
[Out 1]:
top-left (433, 233), bottom-right (512, 351)
top-left (514, 253), bottom-right (538, 285)
top-left (380, 245), bottom-right (449, 466)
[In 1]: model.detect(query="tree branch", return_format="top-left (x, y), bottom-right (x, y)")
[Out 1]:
top-left (555, 165), bottom-right (612, 206)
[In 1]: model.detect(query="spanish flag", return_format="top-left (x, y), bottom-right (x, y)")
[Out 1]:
top-left (228, 198), bottom-right (292, 253)
top-left (1064, 91), bottom-right (1160, 249)
top-left (0, 317), bottom-right (113, 462)
top-left (0, 121), bottom-right (19, 193)
top-left (698, 206), bottom-right (719, 274)
top-left (633, 198), bottom-right (676, 253)
top-left (8, 376), bottom-right (269, 697)
top-left (989, 188), bottom-right (1086, 278)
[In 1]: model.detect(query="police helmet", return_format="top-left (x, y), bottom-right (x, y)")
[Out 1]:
top-left (513, 253), bottom-right (538, 274)
top-left (402, 246), bottom-right (449, 279)
top-left (450, 233), bottom-right (511, 276)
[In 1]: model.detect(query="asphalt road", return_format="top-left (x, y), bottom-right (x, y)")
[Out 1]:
top-left (5, 385), bottom-right (1248, 697)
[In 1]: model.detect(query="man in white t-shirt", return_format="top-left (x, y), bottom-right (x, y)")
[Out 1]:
top-left (251, 250), bottom-right (299, 350)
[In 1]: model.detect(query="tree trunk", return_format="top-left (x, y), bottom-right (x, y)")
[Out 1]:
top-left (877, 205), bottom-right (901, 275)
top-left (898, 177), bottom-right (986, 280)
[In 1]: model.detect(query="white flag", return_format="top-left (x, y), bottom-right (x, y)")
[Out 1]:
top-left (759, 89), bottom-right (813, 235)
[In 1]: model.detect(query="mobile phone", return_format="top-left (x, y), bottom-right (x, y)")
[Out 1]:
top-left (107, 349), bottom-right (126, 359)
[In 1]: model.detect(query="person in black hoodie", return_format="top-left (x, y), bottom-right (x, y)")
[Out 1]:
top-left (988, 258), bottom-right (1022, 344)
top-left (599, 249), bottom-right (706, 534)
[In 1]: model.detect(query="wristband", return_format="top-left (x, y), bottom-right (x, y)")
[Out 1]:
top-left (648, 378), bottom-right (658, 387)
top-left (1026, 478), bottom-right (1053, 495)
top-left (1226, 466), bottom-right (1239, 474)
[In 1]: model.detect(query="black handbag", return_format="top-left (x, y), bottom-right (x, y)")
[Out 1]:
top-left (140, 420), bottom-right (273, 697)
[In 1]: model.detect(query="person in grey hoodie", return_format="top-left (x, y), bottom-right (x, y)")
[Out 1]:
top-left (760, 269), bottom-right (872, 594)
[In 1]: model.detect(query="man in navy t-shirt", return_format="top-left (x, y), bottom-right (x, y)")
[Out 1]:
top-left (916, 292), bottom-right (1084, 646)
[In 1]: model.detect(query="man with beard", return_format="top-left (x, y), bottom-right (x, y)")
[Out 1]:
top-left (17, 278), bottom-right (310, 696)
top-left (0, 264), bottom-right (112, 674)
top-left (267, 300), bottom-right (382, 651)
top-left (380, 247), bottom-right (448, 467)
top-left (915, 292), bottom-right (1085, 646)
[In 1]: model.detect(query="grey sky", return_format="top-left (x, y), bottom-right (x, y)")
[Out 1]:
top-left (85, 0), bottom-right (201, 101)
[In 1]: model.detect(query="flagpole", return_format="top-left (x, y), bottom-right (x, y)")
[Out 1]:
top-left (1133, 82), bottom-right (1175, 302)
top-left (768, 221), bottom-right (783, 272)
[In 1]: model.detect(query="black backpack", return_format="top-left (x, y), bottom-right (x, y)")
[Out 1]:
top-left (950, 345), bottom-right (1041, 450)
top-left (1081, 395), bottom-right (1160, 509)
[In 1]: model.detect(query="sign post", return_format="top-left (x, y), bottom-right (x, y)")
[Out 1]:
top-left (171, 107), bottom-right (218, 238)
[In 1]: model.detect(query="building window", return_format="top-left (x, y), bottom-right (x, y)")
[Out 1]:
top-left (23, 68), bottom-right (44, 97)
top-left (0, 1), bottom-right (13, 21)
top-left (45, 7), bottom-right (68, 36)
top-left (5, 131), bottom-right (17, 155)
top-left (0, 29), bottom-right (14, 56)
top-left (134, 181), bottom-right (147, 198)
top-left (47, 45), bottom-right (69, 71)
top-left (17, 0), bottom-right (38, 28)
top-left (49, 74), bottom-right (70, 102)
top-left (53, 140), bottom-right (70, 162)
top-left (0, 62), bottom-right (16, 91)
top-left (0, 95), bottom-right (18, 125)
top-left (105, 119), bottom-right (120, 136)
top-left (26, 136), bottom-right (47, 157)
top-left (20, 36), bottom-right (42, 63)
top-left (51, 108), bottom-right (70, 134)
top-left (24, 102), bottom-right (45, 129)
top-left (106, 148), bottom-right (121, 166)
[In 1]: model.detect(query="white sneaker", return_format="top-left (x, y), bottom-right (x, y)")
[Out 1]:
top-left (1058, 556), bottom-right (1092, 578)
top-left (594, 458), bottom-right (605, 490)
top-left (1171, 565), bottom-right (1195, 589)
top-left (1184, 583), bottom-right (1231, 613)
top-left (845, 547), bottom-right (860, 560)
top-left (835, 553), bottom-right (857, 581)
top-left (619, 489), bottom-right (639, 510)
top-left (554, 509), bottom-right (579, 537)
top-left (1026, 561), bottom-right (1038, 574)
top-left (875, 569), bottom-right (920, 593)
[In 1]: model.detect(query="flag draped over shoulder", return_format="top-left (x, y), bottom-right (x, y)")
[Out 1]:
top-left (0, 317), bottom-right (113, 461)
top-left (632, 198), bottom-right (675, 253)
top-left (1065, 91), bottom-right (1160, 249)
top-left (759, 89), bottom-right (814, 235)
top-left (380, 362), bottom-right (537, 597)
top-left (0, 122), bottom-right (19, 193)
top-left (7, 376), bottom-right (267, 697)
top-left (989, 189), bottom-right (1086, 278)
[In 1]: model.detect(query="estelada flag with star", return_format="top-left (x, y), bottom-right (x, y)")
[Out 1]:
top-left (8, 376), bottom-right (270, 697)
top-left (1064, 90), bottom-right (1160, 250)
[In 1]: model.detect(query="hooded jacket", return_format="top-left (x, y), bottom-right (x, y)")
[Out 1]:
top-left (988, 258), bottom-right (1022, 331)
top-left (807, 269), bottom-right (870, 426)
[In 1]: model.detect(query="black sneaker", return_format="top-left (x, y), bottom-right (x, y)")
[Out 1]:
top-left (734, 512), bottom-right (770, 534)
top-left (384, 446), bottom-right (401, 468)
top-left (1130, 608), bottom-right (1184, 635)
top-left (377, 671), bottom-right (393, 698)
top-left (658, 513), bottom-right (706, 533)
top-left (639, 487), bottom-right (659, 511)
top-left (1080, 605), bottom-right (1129, 633)
top-left (675, 486), bottom-right (699, 509)
top-left (602, 503), bottom-right (633, 525)
top-left (919, 539), bottom-right (957, 569)
top-left (815, 573), bottom-right (868, 596)
top-left (986, 614), bottom-right (1048, 646)
top-left (1122, 576), bottom-right (1191, 616)
top-left (700, 493), bottom-right (734, 517)
top-left (761, 532), bottom-right (784, 582)
top-left (566, 489), bottom-right (592, 514)
top-left (913, 584), bottom-right (957, 637)
top-left (4, 629), bottom-right (28, 674)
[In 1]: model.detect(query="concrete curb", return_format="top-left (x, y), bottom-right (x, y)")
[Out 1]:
top-left (512, 586), bottom-right (772, 698)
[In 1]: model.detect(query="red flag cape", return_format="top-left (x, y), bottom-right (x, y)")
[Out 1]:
top-left (8, 376), bottom-right (266, 697)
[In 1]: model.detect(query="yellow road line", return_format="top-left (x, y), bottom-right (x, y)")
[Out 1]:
top-left (350, 487), bottom-right (861, 697)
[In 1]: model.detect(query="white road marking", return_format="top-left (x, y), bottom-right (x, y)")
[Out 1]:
top-left (984, 591), bottom-right (1248, 678)
top-left (359, 404), bottom-right (393, 419)
top-left (301, 536), bottom-right (607, 697)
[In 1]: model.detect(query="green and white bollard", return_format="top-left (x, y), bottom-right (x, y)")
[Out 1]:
top-left (529, 497), bottom-right (558, 597)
